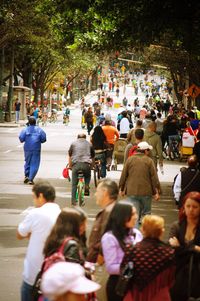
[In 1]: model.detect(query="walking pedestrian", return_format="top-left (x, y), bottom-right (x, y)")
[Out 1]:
top-left (87, 178), bottom-right (119, 301)
top-left (84, 107), bottom-right (94, 135)
top-left (101, 201), bottom-right (142, 301)
top-left (169, 191), bottom-right (200, 301)
top-left (17, 180), bottom-right (61, 301)
top-left (68, 133), bottom-right (95, 206)
top-left (122, 215), bottom-right (175, 301)
top-left (173, 155), bottom-right (200, 209)
top-left (19, 116), bottom-right (46, 185)
top-left (14, 98), bottom-right (21, 123)
top-left (119, 141), bottom-right (160, 227)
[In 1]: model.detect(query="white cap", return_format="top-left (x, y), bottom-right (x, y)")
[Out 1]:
top-left (41, 262), bottom-right (100, 300)
top-left (138, 141), bottom-right (153, 150)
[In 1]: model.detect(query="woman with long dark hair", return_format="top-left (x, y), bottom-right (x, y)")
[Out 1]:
top-left (169, 191), bottom-right (200, 301)
top-left (91, 125), bottom-right (107, 178)
top-left (43, 207), bottom-right (84, 265)
top-left (101, 200), bottom-right (142, 301)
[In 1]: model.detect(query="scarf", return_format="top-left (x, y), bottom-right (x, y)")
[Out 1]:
top-left (122, 237), bottom-right (175, 291)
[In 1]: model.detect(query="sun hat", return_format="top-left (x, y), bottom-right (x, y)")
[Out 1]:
top-left (41, 262), bottom-right (100, 300)
top-left (138, 141), bottom-right (153, 150)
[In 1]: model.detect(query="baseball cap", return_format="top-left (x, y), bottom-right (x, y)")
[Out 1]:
top-left (138, 141), bottom-right (153, 150)
top-left (41, 262), bottom-right (100, 300)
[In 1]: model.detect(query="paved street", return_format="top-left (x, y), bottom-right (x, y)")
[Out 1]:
top-left (0, 87), bottom-right (185, 301)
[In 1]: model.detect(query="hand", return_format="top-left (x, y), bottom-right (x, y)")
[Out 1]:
top-left (194, 245), bottom-right (200, 252)
top-left (153, 193), bottom-right (160, 201)
top-left (119, 189), bottom-right (125, 197)
top-left (169, 236), bottom-right (180, 247)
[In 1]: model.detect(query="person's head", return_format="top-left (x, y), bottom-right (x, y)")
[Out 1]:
top-left (92, 126), bottom-right (106, 140)
top-left (105, 113), bottom-right (111, 121)
top-left (157, 112), bottom-right (162, 118)
top-left (147, 122), bottom-right (157, 132)
top-left (179, 192), bottom-right (200, 223)
top-left (141, 215), bottom-right (165, 239)
top-left (104, 120), bottom-right (111, 126)
top-left (28, 116), bottom-right (36, 126)
top-left (121, 111), bottom-right (127, 118)
top-left (137, 141), bottom-right (153, 155)
top-left (43, 208), bottom-right (81, 256)
top-left (41, 262), bottom-right (100, 301)
top-left (77, 133), bottom-right (86, 139)
top-left (105, 200), bottom-right (138, 245)
top-left (32, 180), bottom-right (56, 207)
top-left (95, 178), bottom-right (118, 208)
top-left (187, 155), bottom-right (198, 168)
top-left (136, 119), bottom-right (143, 128)
top-left (135, 128), bottom-right (144, 141)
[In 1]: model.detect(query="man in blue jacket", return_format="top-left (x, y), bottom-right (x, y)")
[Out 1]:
top-left (19, 116), bottom-right (46, 184)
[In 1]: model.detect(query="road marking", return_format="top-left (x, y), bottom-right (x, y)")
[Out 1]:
top-left (4, 149), bottom-right (12, 153)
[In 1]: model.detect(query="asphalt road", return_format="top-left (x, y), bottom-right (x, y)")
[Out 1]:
top-left (0, 90), bottom-right (184, 301)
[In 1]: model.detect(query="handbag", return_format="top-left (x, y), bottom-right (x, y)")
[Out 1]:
top-left (115, 261), bottom-right (134, 297)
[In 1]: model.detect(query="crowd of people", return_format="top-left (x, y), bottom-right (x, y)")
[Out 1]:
top-left (16, 73), bottom-right (200, 301)
top-left (17, 178), bottom-right (200, 301)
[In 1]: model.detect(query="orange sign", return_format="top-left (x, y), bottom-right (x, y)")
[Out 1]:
top-left (187, 84), bottom-right (200, 98)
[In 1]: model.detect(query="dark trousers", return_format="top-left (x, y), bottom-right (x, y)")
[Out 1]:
top-left (106, 275), bottom-right (123, 301)
top-left (71, 162), bottom-right (91, 202)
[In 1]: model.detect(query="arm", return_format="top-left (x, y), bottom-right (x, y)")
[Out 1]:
top-left (19, 129), bottom-right (26, 143)
top-left (173, 173), bottom-right (181, 203)
top-left (119, 161), bottom-right (129, 193)
top-left (17, 212), bottom-right (33, 240)
top-left (101, 233), bottom-right (122, 275)
top-left (40, 129), bottom-right (47, 143)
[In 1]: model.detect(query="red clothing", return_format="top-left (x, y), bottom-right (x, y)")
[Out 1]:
top-left (124, 267), bottom-right (175, 301)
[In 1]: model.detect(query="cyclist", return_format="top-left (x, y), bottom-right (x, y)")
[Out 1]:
top-left (68, 133), bottom-right (95, 206)
top-left (63, 106), bottom-right (70, 124)
top-left (91, 125), bottom-right (108, 178)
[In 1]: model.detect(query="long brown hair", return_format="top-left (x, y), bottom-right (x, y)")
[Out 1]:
top-left (43, 208), bottom-right (81, 256)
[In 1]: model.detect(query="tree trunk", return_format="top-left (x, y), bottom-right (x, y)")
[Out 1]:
top-left (0, 47), bottom-right (5, 122)
top-left (7, 47), bottom-right (14, 121)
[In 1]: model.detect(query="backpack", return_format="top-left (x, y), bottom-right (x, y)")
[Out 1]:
top-left (128, 145), bottom-right (138, 157)
top-left (65, 108), bottom-right (70, 115)
top-left (32, 237), bottom-right (72, 300)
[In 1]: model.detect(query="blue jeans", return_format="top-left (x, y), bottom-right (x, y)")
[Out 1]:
top-left (71, 162), bottom-right (91, 203)
top-left (21, 281), bottom-right (34, 301)
top-left (15, 110), bottom-right (20, 122)
top-left (24, 150), bottom-right (41, 181)
top-left (95, 152), bottom-right (106, 178)
top-left (128, 195), bottom-right (152, 228)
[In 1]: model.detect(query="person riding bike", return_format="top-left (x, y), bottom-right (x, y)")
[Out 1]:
top-left (63, 106), bottom-right (70, 124)
top-left (68, 133), bottom-right (95, 206)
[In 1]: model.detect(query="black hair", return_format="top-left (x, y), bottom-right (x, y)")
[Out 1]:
top-left (135, 128), bottom-right (144, 140)
top-left (29, 116), bottom-right (36, 125)
top-left (32, 180), bottom-right (56, 202)
top-left (91, 126), bottom-right (107, 147)
top-left (104, 200), bottom-right (134, 249)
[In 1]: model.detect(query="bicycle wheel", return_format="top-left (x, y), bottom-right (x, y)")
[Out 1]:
top-left (77, 185), bottom-right (84, 206)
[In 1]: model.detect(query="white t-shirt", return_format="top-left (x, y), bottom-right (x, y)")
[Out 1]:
top-left (120, 118), bottom-right (130, 134)
top-left (18, 202), bottom-right (61, 285)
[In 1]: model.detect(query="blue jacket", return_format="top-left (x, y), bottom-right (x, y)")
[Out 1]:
top-left (19, 125), bottom-right (46, 151)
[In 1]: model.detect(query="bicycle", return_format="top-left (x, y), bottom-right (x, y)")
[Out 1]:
top-left (93, 159), bottom-right (102, 188)
top-left (63, 114), bottom-right (69, 125)
top-left (75, 170), bottom-right (85, 207)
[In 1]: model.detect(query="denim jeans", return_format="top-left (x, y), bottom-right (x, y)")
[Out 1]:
top-left (95, 152), bottom-right (107, 178)
top-left (71, 162), bottom-right (91, 203)
top-left (128, 195), bottom-right (152, 228)
top-left (15, 110), bottom-right (20, 122)
top-left (21, 281), bottom-right (34, 301)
